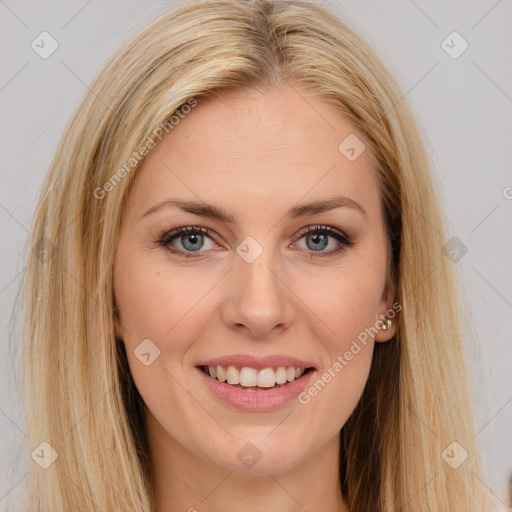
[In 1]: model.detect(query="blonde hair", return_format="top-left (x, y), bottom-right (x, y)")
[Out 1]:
top-left (14, 0), bottom-right (492, 510)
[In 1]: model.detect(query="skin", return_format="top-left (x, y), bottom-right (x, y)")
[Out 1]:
top-left (113, 83), bottom-right (397, 512)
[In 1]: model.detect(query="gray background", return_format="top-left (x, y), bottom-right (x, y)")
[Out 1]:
top-left (1, 0), bottom-right (511, 509)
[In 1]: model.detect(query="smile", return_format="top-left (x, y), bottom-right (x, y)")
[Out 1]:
top-left (200, 365), bottom-right (312, 390)
top-left (196, 364), bottom-right (316, 411)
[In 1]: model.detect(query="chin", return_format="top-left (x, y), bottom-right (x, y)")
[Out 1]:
top-left (200, 431), bottom-right (310, 476)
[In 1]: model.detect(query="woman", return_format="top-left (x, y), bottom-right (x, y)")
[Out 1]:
top-left (17, 0), bottom-right (494, 510)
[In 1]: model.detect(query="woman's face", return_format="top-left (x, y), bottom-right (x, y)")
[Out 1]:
top-left (113, 84), bottom-right (397, 476)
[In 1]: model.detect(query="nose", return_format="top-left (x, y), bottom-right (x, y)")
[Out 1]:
top-left (220, 249), bottom-right (295, 339)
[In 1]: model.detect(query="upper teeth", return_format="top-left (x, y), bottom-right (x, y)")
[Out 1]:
top-left (207, 365), bottom-right (307, 387)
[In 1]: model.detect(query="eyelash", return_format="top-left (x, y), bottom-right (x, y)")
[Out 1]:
top-left (155, 224), bottom-right (354, 259)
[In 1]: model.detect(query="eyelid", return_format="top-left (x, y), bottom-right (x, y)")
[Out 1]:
top-left (293, 224), bottom-right (351, 242)
top-left (156, 223), bottom-right (353, 258)
top-left (157, 225), bottom-right (219, 248)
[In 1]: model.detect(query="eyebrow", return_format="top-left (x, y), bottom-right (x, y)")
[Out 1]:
top-left (141, 195), bottom-right (367, 221)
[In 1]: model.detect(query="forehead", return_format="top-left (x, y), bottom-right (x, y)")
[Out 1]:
top-left (125, 84), bottom-right (381, 221)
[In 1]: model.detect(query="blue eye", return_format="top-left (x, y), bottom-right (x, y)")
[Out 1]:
top-left (156, 224), bottom-right (353, 259)
top-left (157, 226), bottom-right (214, 257)
top-left (293, 225), bottom-right (354, 256)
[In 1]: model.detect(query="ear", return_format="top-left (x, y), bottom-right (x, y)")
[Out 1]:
top-left (374, 310), bottom-right (398, 343)
top-left (374, 284), bottom-right (399, 343)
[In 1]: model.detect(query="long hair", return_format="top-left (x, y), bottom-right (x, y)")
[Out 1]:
top-left (15, 0), bottom-right (491, 510)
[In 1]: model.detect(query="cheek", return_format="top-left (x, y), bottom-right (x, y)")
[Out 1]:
top-left (114, 250), bottom-right (209, 345)
top-left (297, 291), bottom-right (376, 440)
top-left (113, 252), bottom-right (208, 424)
top-left (292, 252), bottom-right (384, 419)
top-left (299, 257), bottom-right (386, 351)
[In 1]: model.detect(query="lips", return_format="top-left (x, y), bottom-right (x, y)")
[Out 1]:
top-left (195, 353), bottom-right (316, 370)
top-left (195, 354), bottom-right (315, 390)
top-left (195, 353), bottom-right (317, 411)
